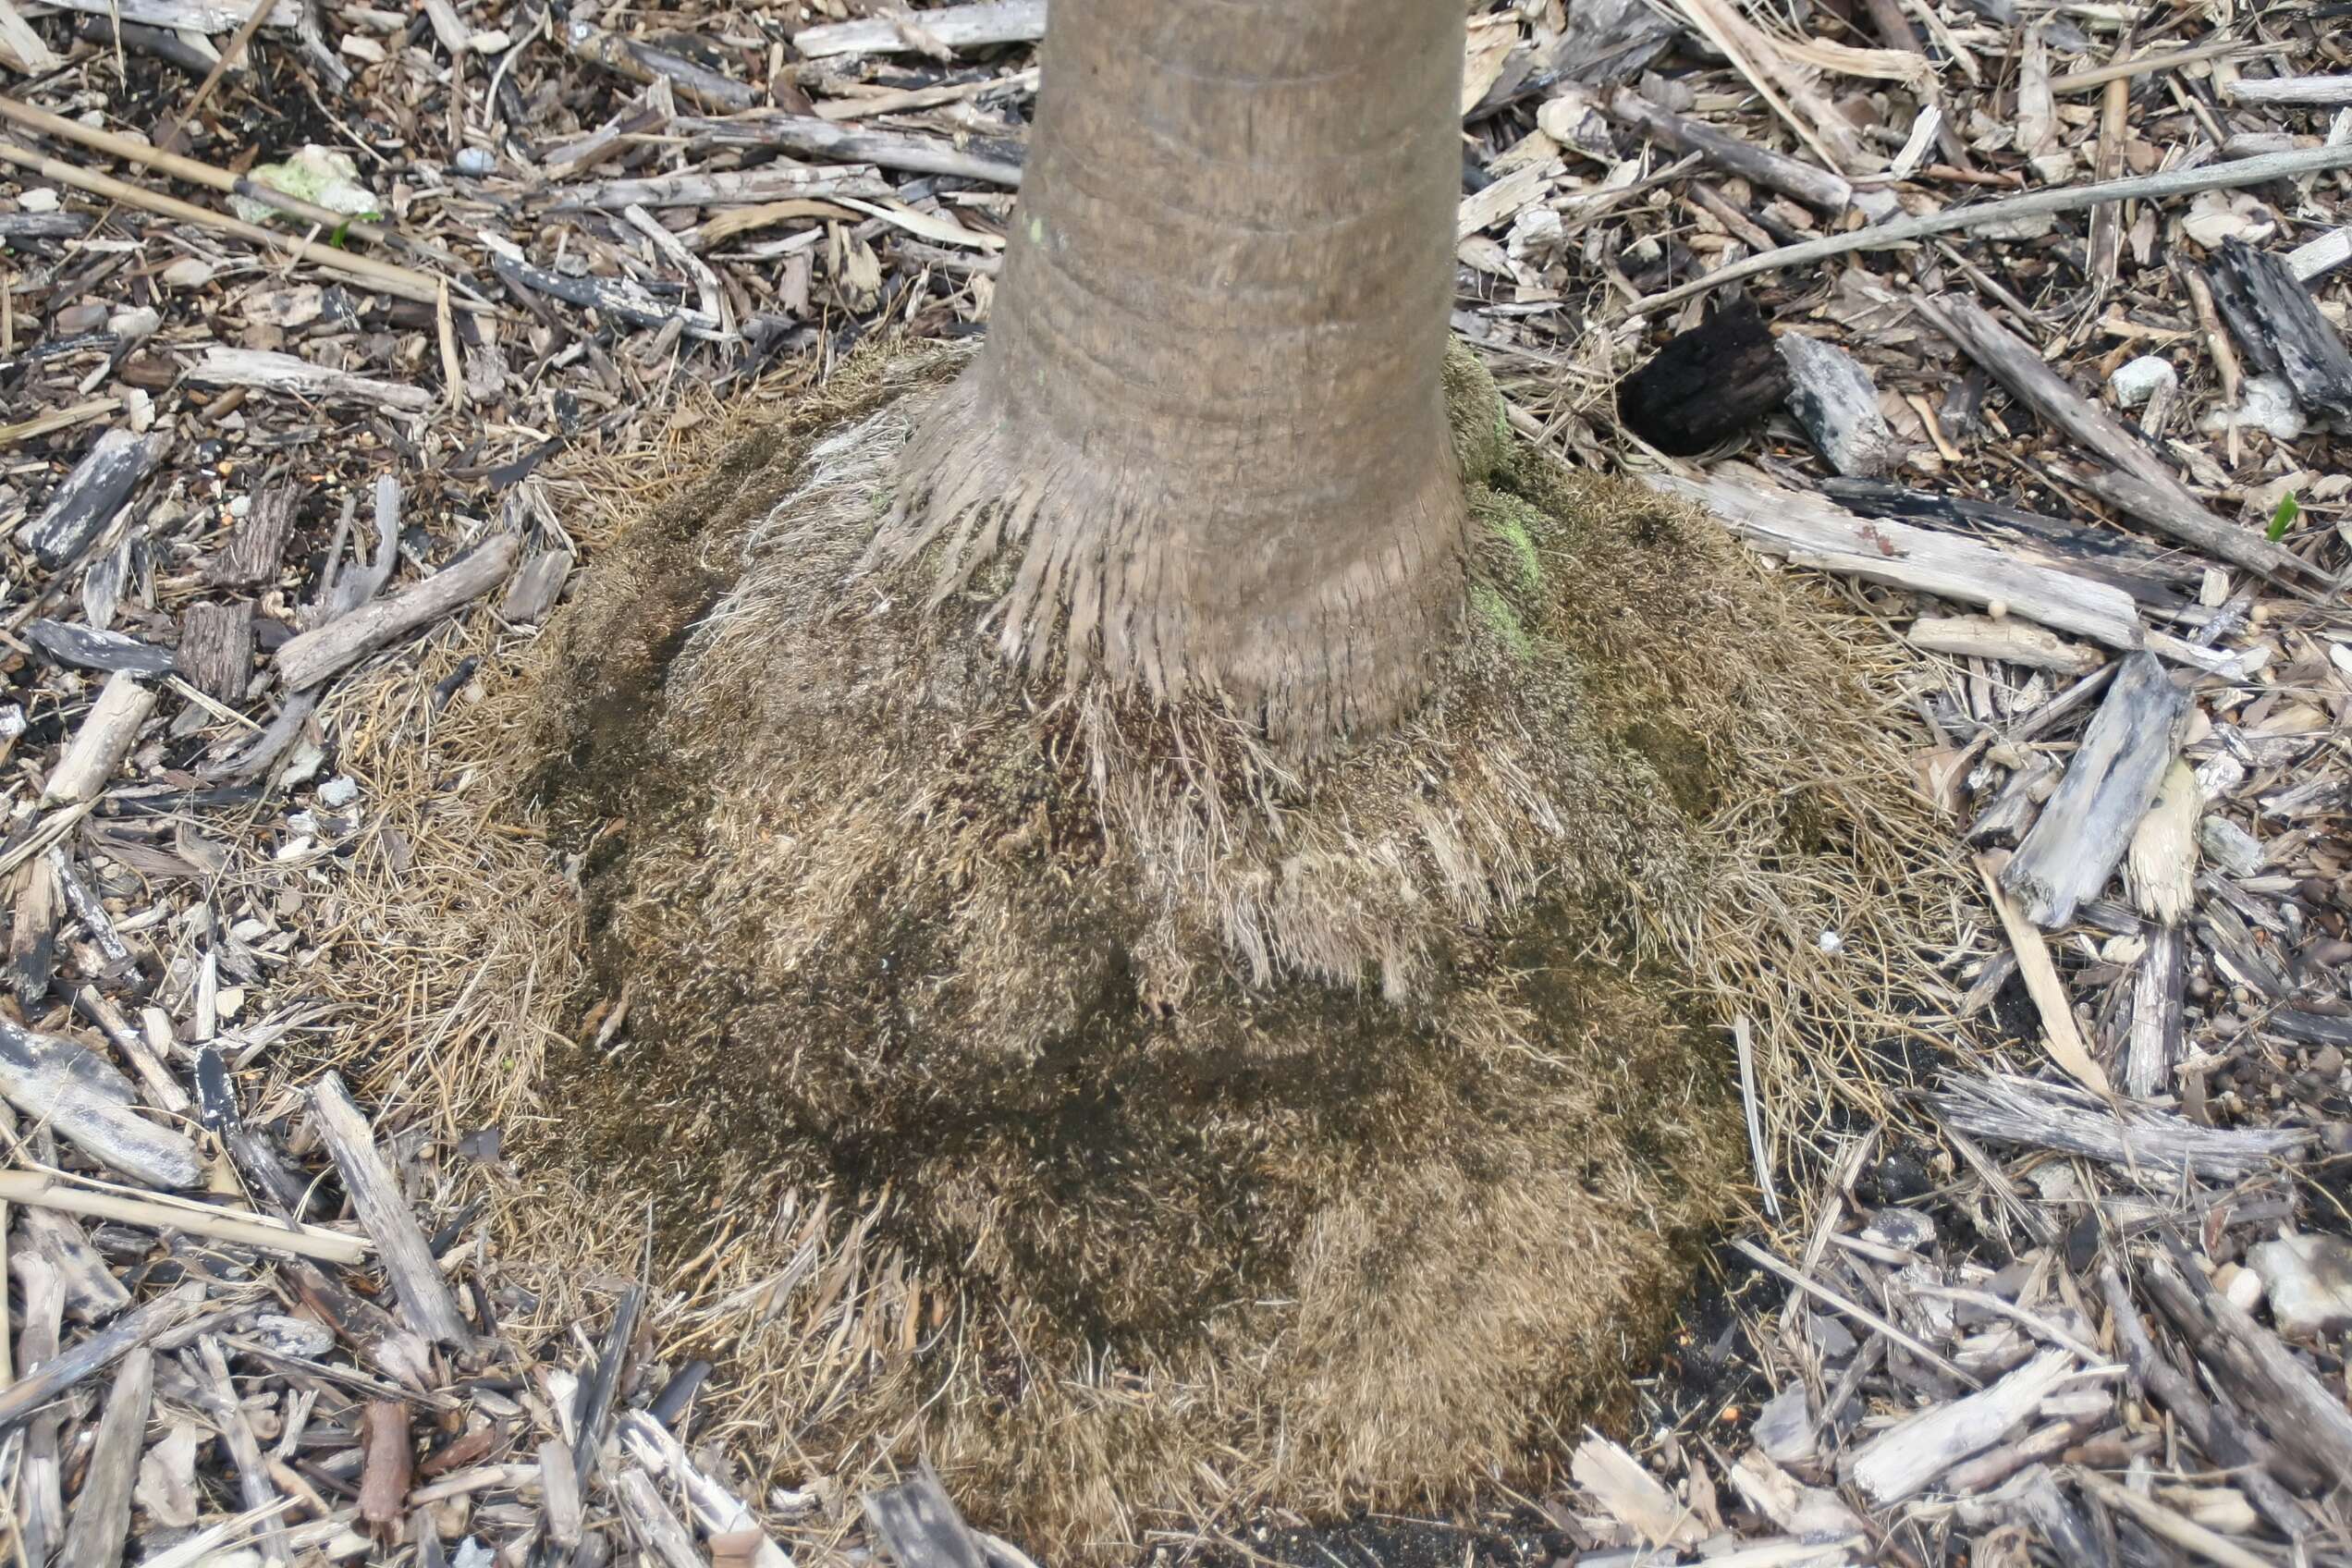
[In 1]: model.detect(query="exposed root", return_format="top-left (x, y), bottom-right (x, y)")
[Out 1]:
top-left (312, 345), bottom-right (1969, 1558)
top-left (864, 347), bottom-right (1468, 748)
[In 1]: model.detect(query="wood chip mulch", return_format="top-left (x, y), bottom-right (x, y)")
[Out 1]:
top-left (0, 0), bottom-right (2346, 1563)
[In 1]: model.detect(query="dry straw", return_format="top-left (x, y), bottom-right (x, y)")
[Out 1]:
top-left (307, 343), bottom-right (1967, 1558)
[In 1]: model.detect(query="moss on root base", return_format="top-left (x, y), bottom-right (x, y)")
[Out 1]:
top-left (376, 346), bottom-right (1945, 1552)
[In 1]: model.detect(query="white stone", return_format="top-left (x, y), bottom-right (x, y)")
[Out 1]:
top-left (2201, 375), bottom-right (2306, 442)
top-left (2248, 1233), bottom-right (2352, 1340)
top-left (2110, 355), bottom-right (2176, 409)
top-left (18, 188), bottom-right (59, 213)
top-left (2214, 1261), bottom-right (2266, 1315)
top-left (317, 775), bottom-right (360, 808)
top-left (161, 257), bottom-right (216, 288)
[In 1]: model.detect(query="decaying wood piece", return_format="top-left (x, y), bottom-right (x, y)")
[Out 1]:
top-left (55, 862), bottom-right (136, 986)
top-left (186, 348), bottom-right (436, 413)
top-left (2286, 227), bottom-right (2350, 282)
top-left (2097, 1265), bottom-right (2313, 1534)
top-left (1822, 481), bottom-right (2200, 606)
top-left (1976, 854), bottom-right (2113, 1094)
top-left (1604, 86), bottom-right (1887, 216)
top-left (2140, 1245), bottom-right (2352, 1485)
top-left (499, 551), bottom-right (573, 625)
top-left (2125, 759), bottom-right (2199, 927)
top-left (33, 0), bottom-right (298, 35)
top-left (1645, 465), bottom-right (2145, 648)
top-left (1999, 653), bottom-right (2190, 928)
top-left (2121, 759), bottom-right (2197, 1097)
top-left (1845, 1348), bottom-right (2077, 1503)
top-left (1546, 0), bottom-right (1677, 86)
top-left (56, 1345), bottom-right (152, 1568)
top-left (677, 112), bottom-right (1023, 186)
top-left (2070, 1466), bottom-right (2275, 1568)
top-left (1906, 614), bottom-right (2101, 673)
top-left (1572, 1432), bottom-right (1706, 1547)
top-left (0, 1171), bottom-right (367, 1265)
top-left (617, 1411), bottom-right (790, 1568)
top-left (561, 16), bottom-right (754, 110)
top-left (546, 165), bottom-right (892, 211)
top-left (193, 1336), bottom-right (292, 1567)
top-left (19, 1207), bottom-right (129, 1323)
top-left (1777, 331), bottom-right (1901, 475)
top-left (43, 677), bottom-right (153, 808)
top-left (285, 1259), bottom-right (434, 1390)
top-left (1934, 1073), bottom-right (2310, 1182)
top-left (793, 0), bottom-right (1045, 57)
top-left (616, 1467), bottom-right (705, 1568)
top-left (2206, 236), bottom-right (2352, 417)
top-left (18, 1254), bottom-right (67, 1564)
top-left (537, 1439), bottom-right (583, 1551)
top-left (357, 1400), bottom-right (412, 1534)
top-left (307, 1072), bottom-right (472, 1346)
top-left (1619, 300), bottom-right (1789, 454)
top-left (2224, 74), bottom-right (2352, 105)
top-left (2122, 926), bottom-right (2186, 1100)
top-left (177, 600), bottom-right (254, 704)
top-left (18, 429), bottom-right (165, 570)
top-left (490, 253), bottom-right (720, 336)
top-left (566, 1283), bottom-right (643, 1507)
top-left (0, 1283), bottom-right (200, 1431)
top-left (206, 484), bottom-right (297, 590)
top-left (274, 535), bottom-right (520, 692)
top-left (0, 1019), bottom-right (203, 1188)
top-left (23, 621), bottom-right (175, 679)
top-left (9, 851), bottom-right (59, 1003)
top-left (864, 1461), bottom-right (988, 1568)
top-left (1915, 297), bottom-right (2307, 580)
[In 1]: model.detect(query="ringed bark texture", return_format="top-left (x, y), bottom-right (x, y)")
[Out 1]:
top-left (877, 0), bottom-right (1470, 744)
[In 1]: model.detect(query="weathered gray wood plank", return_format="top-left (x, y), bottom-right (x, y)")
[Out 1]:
top-left (2000, 651), bottom-right (2190, 928)
top-left (308, 1072), bottom-right (473, 1345)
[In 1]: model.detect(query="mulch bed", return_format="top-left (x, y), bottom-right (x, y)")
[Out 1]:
top-left (0, 0), bottom-right (2347, 1562)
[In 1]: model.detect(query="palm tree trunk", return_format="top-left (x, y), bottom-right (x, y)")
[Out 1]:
top-left (878, 0), bottom-right (1468, 746)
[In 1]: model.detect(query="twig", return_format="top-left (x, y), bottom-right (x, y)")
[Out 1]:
top-left (1727, 1237), bottom-right (1981, 1388)
top-left (2052, 39), bottom-right (2289, 93)
top-left (0, 1284), bottom-right (202, 1430)
top-left (0, 1170), bottom-right (368, 1264)
top-left (0, 141), bottom-right (482, 310)
top-left (154, 0), bottom-right (277, 153)
top-left (0, 96), bottom-right (481, 286)
top-left (1623, 143), bottom-right (2352, 314)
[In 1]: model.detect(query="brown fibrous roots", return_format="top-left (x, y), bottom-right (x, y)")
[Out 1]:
top-left (328, 349), bottom-right (1961, 1554)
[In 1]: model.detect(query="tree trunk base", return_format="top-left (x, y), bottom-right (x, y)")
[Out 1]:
top-left (327, 349), bottom-right (1964, 1554)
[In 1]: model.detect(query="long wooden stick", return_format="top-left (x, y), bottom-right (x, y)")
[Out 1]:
top-left (0, 1285), bottom-right (201, 1431)
top-left (0, 140), bottom-right (483, 311)
top-left (0, 95), bottom-right (475, 279)
top-left (2052, 38), bottom-right (2290, 94)
top-left (0, 1170), bottom-right (368, 1264)
top-left (1623, 142), bottom-right (2352, 315)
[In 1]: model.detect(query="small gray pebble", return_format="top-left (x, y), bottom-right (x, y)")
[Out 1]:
top-left (454, 147), bottom-right (496, 177)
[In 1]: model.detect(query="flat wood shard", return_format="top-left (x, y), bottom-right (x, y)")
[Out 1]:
top-left (1999, 651), bottom-right (2190, 929)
